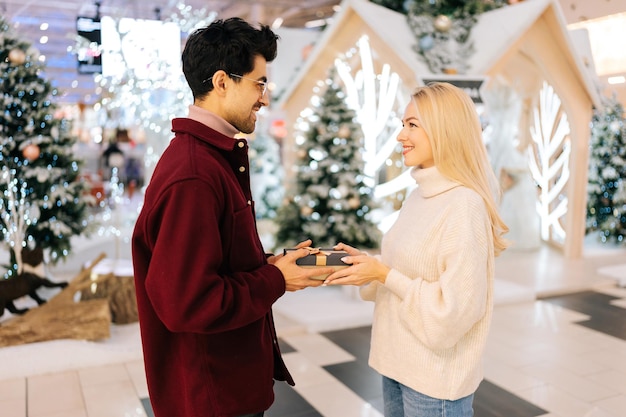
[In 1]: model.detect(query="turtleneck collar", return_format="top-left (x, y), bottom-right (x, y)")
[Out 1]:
top-left (410, 166), bottom-right (462, 198)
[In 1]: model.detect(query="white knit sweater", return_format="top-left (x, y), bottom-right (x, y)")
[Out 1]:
top-left (361, 166), bottom-right (494, 400)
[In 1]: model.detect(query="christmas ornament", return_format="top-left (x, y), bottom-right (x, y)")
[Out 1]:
top-left (8, 48), bottom-right (26, 65)
top-left (348, 197), bottom-right (360, 209)
top-left (433, 15), bottom-right (452, 32)
top-left (610, 121), bottom-right (621, 133)
top-left (22, 144), bottom-right (40, 161)
top-left (418, 35), bottom-right (435, 52)
top-left (338, 125), bottom-right (351, 138)
top-left (300, 206), bottom-right (314, 216)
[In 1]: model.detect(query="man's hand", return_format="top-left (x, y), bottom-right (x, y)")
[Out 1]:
top-left (273, 247), bottom-right (334, 291)
top-left (267, 239), bottom-right (313, 265)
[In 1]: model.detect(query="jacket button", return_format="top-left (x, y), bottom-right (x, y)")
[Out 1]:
top-left (238, 141), bottom-right (245, 148)
top-left (239, 166), bottom-right (245, 172)
top-left (247, 200), bottom-right (252, 205)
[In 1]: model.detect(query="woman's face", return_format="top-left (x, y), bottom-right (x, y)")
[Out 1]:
top-left (397, 101), bottom-right (434, 168)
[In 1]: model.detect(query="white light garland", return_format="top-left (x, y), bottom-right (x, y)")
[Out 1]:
top-left (0, 167), bottom-right (39, 274)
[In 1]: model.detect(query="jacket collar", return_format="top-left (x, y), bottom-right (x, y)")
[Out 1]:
top-left (171, 118), bottom-right (246, 152)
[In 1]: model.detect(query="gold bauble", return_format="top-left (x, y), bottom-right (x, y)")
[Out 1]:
top-left (23, 144), bottom-right (41, 161)
top-left (338, 125), bottom-right (351, 138)
top-left (8, 48), bottom-right (26, 65)
top-left (433, 15), bottom-right (452, 32)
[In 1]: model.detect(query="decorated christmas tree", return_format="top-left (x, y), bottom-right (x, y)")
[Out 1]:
top-left (0, 16), bottom-right (91, 277)
top-left (274, 72), bottom-right (381, 250)
top-left (586, 94), bottom-right (626, 244)
top-left (249, 132), bottom-right (283, 219)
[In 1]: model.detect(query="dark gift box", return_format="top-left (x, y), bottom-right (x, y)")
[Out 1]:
top-left (283, 247), bottom-right (349, 280)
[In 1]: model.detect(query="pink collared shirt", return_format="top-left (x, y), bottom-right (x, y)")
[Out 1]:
top-left (187, 105), bottom-right (239, 138)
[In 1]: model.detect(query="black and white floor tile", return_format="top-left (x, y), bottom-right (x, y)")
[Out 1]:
top-left (1, 250), bottom-right (626, 417)
top-left (140, 287), bottom-right (626, 417)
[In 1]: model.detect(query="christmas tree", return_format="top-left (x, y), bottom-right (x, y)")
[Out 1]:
top-left (274, 72), bottom-right (381, 250)
top-left (586, 94), bottom-right (626, 244)
top-left (249, 132), bottom-right (283, 219)
top-left (0, 16), bottom-right (91, 277)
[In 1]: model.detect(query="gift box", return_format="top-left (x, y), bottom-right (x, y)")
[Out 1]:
top-left (283, 247), bottom-right (349, 280)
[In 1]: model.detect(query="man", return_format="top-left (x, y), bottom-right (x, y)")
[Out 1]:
top-left (131, 17), bottom-right (333, 417)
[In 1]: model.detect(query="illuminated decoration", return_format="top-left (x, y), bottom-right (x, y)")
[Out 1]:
top-left (0, 168), bottom-right (37, 275)
top-left (528, 82), bottom-right (571, 244)
top-left (100, 16), bottom-right (181, 79)
top-left (334, 35), bottom-right (410, 230)
top-left (88, 3), bottom-right (216, 174)
top-left (76, 14), bottom-right (102, 74)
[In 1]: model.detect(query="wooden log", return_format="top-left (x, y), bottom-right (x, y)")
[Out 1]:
top-left (78, 273), bottom-right (138, 325)
top-left (0, 253), bottom-right (112, 347)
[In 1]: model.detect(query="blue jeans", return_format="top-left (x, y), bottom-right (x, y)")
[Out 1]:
top-left (382, 376), bottom-right (474, 417)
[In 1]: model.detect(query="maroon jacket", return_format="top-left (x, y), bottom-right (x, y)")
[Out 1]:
top-left (132, 118), bottom-right (293, 417)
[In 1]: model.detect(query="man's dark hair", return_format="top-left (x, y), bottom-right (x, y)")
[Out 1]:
top-left (182, 17), bottom-right (279, 100)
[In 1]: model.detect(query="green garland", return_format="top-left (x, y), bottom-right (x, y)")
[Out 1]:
top-left (404, 0), bottom-right (507, 74)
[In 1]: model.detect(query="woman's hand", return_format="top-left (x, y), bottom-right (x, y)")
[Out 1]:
top-left (333, 242), bottom-right (363, 256)
top-left (323, 243), bottom-right (390, 286)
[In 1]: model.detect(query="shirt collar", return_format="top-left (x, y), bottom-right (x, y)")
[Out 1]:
top-left (187, 105), bottom-right (239, 138)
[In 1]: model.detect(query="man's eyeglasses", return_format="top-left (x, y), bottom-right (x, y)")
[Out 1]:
top-left (229, 73), bottom-right (268, 97)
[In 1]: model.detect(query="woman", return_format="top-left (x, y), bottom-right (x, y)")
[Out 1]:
top-left (323, 82), bottom-right (509, 417)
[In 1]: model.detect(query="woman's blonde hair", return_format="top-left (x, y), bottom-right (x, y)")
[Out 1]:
top-left (412, 82), bottom-right (509, 256)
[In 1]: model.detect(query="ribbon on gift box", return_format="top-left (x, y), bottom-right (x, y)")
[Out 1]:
top-left (302, 247), bottom-right (331, 266)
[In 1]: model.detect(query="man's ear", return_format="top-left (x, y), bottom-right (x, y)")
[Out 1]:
top-left (211, 70), bottom-right (229, 96)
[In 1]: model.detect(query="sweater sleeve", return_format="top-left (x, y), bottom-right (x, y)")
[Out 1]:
top-left (384, 193), bottom-right (492, 350)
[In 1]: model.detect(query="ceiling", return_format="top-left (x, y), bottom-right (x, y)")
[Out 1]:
top-left (1, 0), bottom-right (625, 106)
top-left (1, 0), bottom-right (342, 105)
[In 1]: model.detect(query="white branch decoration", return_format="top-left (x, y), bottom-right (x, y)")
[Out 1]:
top-left (0, 167), bottom-right (34, 274)
top-left (332, 35), bottom-right (414, 232)
top-left (334, 35), bottom-right (402, 182)
top-left (528, 82), bottom-right (570, 243)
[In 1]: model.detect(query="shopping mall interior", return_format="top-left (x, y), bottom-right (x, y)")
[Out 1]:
top-left (1, 1), bottom-right (626, 416)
